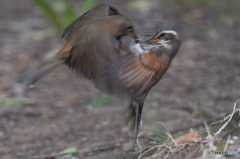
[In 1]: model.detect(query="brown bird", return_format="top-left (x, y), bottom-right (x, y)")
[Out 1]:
top-left (100, 25), bottom-right (182, 141)
top-left (17, 4), bottom-right (138, 86)
top-left (127, 29), bottom-right (181, 141)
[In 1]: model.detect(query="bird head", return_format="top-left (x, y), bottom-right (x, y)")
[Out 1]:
top-left (149, 30), bottom-right (181, 58)
top-left (104, 16), bottom-right (138, 40)
top-left (136, 22), bottom-right (181, 58)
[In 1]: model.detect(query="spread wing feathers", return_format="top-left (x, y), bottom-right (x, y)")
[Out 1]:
top-left (62, 4), bottom-right (120, 42)
top-left (66, 22), bottom-right (121, 81)
top-left (119, 52), bottom-right (168, 96)
top-left (17, 59), bottom-right (62, 87)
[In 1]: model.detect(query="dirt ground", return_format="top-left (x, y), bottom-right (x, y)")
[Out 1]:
top-left (0, 0), bottom-right (240, 158)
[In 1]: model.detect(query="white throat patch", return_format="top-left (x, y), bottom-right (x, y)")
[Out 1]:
top-left (129, 42), bottom-right (148, 55)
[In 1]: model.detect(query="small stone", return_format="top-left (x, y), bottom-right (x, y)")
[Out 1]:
top-left (232, 136), bottom-right (238, 140)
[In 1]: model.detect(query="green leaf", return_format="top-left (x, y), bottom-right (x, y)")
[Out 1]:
top-left (152, 137), bottom-right (165, 142)
top-left (88, 96), bottom-right (114, 107)
top-left (64, 2), bottom-right (76, 29)
top-left (149, 121), bottom-right (172, 143)
top-left (149, 128), bottom-right (167, 139)
top-left (61, 147), bottom-right (77, 158)
top-left (152, 121), bottom-right (171, 135)
top-left (33, 0), bottom-right (62, 30)
top-left (79, 0), bottom-right (96, 15)
top-left (0, 97), bottom-right (27, 107)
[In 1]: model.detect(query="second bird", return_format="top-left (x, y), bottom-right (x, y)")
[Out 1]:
top-left (18, 4), bottom-right (138, 86)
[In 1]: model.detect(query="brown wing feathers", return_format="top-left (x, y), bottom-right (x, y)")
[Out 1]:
top-left (120, 53), bottom-right (167, 96)
top-left (61, 4), bottom-right (120, 41)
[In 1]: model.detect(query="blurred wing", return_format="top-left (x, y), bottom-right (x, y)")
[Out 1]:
top-left (62, 4), bottom-right (120, 41)
top-left (119, 51), bottom-right (168, 96)
top-left (65, 23), bottom-right (121, 81)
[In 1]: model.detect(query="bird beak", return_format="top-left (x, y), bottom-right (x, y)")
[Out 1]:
top-left (149, 38), bottom-right (159, 43)
top-left (128, 31), bottom-right (138, 39)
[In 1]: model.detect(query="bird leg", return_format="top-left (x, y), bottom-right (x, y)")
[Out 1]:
top-left (134, 102), bottom-right (144, 143)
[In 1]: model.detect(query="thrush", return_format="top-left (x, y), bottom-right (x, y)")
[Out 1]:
top-left (126, 28), bottom-right (181, 141)
top-left (98, 24), bottom-right (181, 141)
top-left (17, 3), bottom-right (138, 86)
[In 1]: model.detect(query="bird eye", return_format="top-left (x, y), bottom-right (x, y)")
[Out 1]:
top-left (160, 33), bottom-right (166, 37)
top-left (127, 26), bottom-right (132, 30)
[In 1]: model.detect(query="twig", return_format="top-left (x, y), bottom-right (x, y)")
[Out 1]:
top-left (136, 131), bottom-right (145, 159)
top-left (166, 131), bottom-right (176, 146)
top-left (204, 121), bottom-right (216, 151)
top-left (137, 144), bottom-right (169, 159)
top-left (153, 146), bottom-right (161, 158)
top-left (204, 121), bottom-right (212, 140)
top-left (214, 99), bottom-right (240, 137)
top-left (131, 148), bottom-right (150, 159)
top-left (163, 143), bottom-right (173, 158)
top-left (169, 116), bottom-right (223, 134)
top-left (223, 135), bottom-right (231, 151)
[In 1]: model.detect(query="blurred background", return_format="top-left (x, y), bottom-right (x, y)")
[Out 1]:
top-left (0, 0), bottom-right (240, 158)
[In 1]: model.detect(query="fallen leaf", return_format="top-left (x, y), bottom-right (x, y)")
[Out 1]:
top-left (174, 128), bottom-right (201, 145)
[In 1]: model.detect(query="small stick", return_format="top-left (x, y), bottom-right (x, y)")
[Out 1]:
top-left (223, 135), bottom-right (231, 152)
top-left (214, 99), bottom-right (240, 137)
top-left (204, 121), bottom-right (216, 151)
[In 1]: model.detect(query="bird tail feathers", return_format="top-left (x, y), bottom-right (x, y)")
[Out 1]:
top-left (17, 59), bottom-right (62, 88)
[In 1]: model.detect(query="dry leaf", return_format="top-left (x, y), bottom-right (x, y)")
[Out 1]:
top-left (174, 128), bottom-right (201, 145)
